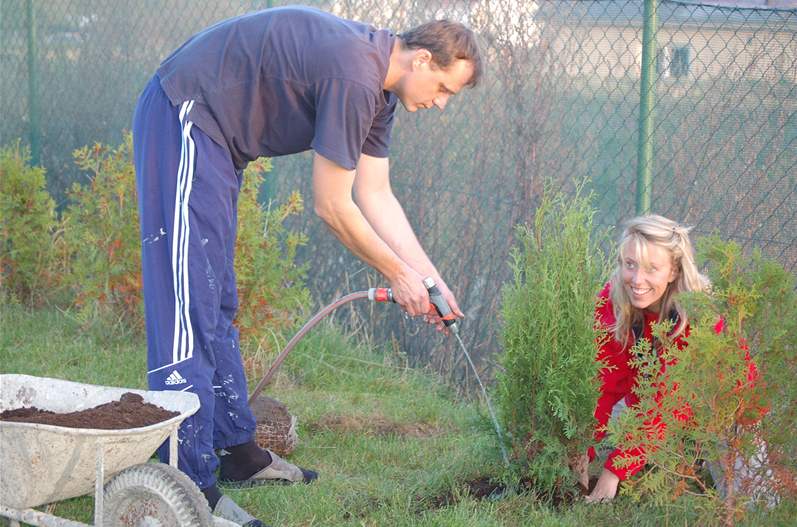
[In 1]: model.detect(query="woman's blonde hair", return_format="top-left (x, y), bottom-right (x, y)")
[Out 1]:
top-left (609, 214), bottom-right (709, 344)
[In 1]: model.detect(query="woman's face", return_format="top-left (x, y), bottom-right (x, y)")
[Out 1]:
top-left (620, 240), bottom-right (678, 313)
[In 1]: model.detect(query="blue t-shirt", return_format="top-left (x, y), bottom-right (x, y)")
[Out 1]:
top-left (156, 6), bottom-right (397, 170)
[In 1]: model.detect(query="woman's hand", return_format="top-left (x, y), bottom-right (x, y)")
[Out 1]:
top-left (570, 452), bottom-right (590, 491)
top-left (585, 468), bottom-right (620, 503)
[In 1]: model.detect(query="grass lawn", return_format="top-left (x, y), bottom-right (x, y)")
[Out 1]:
top-left (1, 303), bottom-right (794, 526)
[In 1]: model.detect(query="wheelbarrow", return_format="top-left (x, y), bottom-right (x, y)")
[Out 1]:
top-left (0, 374), bottom-right (226, 527)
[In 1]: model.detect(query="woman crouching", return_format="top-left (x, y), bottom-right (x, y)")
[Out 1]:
top-left (579, 214), bottom-right (765, 503)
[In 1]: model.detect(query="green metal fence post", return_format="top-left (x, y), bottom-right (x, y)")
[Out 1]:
top-left (636, 0), bottom-right (658, 215)
top-left (26, 0), bottom-right (40, 166)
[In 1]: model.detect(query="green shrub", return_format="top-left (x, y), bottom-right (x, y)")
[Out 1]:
top-left (497, 187), bottom-right (611, 496)
top-left (58, 138), bottom-right (309, 351)
top-left (234, 158), bottom-right (310, 362)
top-left (60, 135), bottom-right (143, 329)
top-left (608, 237), bottom-right (796, 525)
top-left (0, 141), bottom-right (58, 305)
top-left (697, 238), bottom-right (797, 501)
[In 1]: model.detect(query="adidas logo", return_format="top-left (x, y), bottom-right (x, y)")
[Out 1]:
top-left (165, 370), bottom-right (187, 386)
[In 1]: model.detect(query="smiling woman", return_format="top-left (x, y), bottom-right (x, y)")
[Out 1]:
top-left (612, 215), bottom-right (709, 343)
top-left (580, 215), bottom-right (712, 503)
top-left (621, 231), bottom-right (678, 312)
top-left (576, 215), bottom-right (775, 512)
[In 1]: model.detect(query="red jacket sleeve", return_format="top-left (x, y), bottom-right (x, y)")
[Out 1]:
top-left (588, 284), bottom-right (637, 477)
top-left (593, 342), bottom-right (634, 446)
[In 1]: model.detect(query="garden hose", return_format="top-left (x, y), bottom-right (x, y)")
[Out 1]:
top-left (247, 280), bottom-right (510, 467)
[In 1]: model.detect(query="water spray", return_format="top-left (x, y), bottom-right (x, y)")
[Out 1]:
top-left (248, 278), bottom-right (510, 467)
top-left (417, 277), bottom-right (510, 467)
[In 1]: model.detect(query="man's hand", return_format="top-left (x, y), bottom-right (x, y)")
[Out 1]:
top-left (585, 468), bottom-right (619, 503)
top-left (353, 155), bottom-right (464, 328)
top-left (389, 265), bottom-right (431, 317)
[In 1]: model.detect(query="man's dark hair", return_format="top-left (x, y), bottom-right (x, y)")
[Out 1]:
top-left (399, 20), bottom-right (483, 88)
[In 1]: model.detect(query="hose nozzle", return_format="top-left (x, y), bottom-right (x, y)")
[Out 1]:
top-left (422, 277), bottom-right (459, 334)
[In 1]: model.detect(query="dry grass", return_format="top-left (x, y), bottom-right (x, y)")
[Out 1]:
top-left (308, 412), bottom-right (446, 438)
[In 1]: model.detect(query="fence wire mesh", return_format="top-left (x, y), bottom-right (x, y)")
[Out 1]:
top-left (2, 0), bottom-right (795, 384)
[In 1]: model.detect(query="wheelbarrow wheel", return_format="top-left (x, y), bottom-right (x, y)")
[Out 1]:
top-left (103, 462), bottom-right (213, 527)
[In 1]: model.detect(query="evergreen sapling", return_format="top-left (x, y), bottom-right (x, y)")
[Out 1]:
top-left (497, 188), bottom-right (610, 496)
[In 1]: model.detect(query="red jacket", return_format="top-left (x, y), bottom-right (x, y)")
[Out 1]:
top-left (588, 282), bottom-right (764, 480)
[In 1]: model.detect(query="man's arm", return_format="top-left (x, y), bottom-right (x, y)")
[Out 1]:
top-left (312, 152), bottom-right (430, 316)
top-left (351, 153), bottom-right (464, 319)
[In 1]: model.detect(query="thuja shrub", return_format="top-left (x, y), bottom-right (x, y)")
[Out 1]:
top-left (700, 239), bottom-right (797, 503)
top-left (60, 135), bottom-right (143, 328)
top-left (234, 158), bottom-right (310, 353)
top-left (607, 237), bottom-right (795, 526)
top-left (59, 140), bottom-right (309, 345)
top-left (698, 237), bottom-right (797, 507)
top-left (0, 142), bottom-right (58, 305)
top-left (497, 187), bottom-right (611, 496)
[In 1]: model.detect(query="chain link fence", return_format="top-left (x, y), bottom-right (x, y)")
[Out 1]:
top-left (2, 0), bottom-right (795, 384)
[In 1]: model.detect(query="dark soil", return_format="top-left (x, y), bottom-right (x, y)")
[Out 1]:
top-left (424, 477), bottom-right (507, 509)
top-left (0, 392), bottom-right (179, 430)
top-left (580, 476), bottom-right (600, 496)
top-left (420, 476), bottom-right (600, 512)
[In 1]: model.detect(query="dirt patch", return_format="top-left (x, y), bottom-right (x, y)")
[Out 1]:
top-left (0, 393), bottom-right (179, 429)
top-left (579, 477), bottom-right (599, 496)
top-left (423, 477), bottom-right (506, 509)
top-left (309, 413), bottom-right (444, 438)
top-left (419, 476), bottom-right (600, 512)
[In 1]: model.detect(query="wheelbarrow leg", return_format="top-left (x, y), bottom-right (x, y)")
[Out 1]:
top-left (94, 445), bottom-right (105, 527)
top-left (169, 428), bottom-right (179, 468)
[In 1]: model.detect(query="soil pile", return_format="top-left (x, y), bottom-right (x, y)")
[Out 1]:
top-left (0, 392), bottom-right (178, 429)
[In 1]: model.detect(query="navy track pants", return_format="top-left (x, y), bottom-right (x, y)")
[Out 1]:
top-left (132, 75), bottom-right (256, 489)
